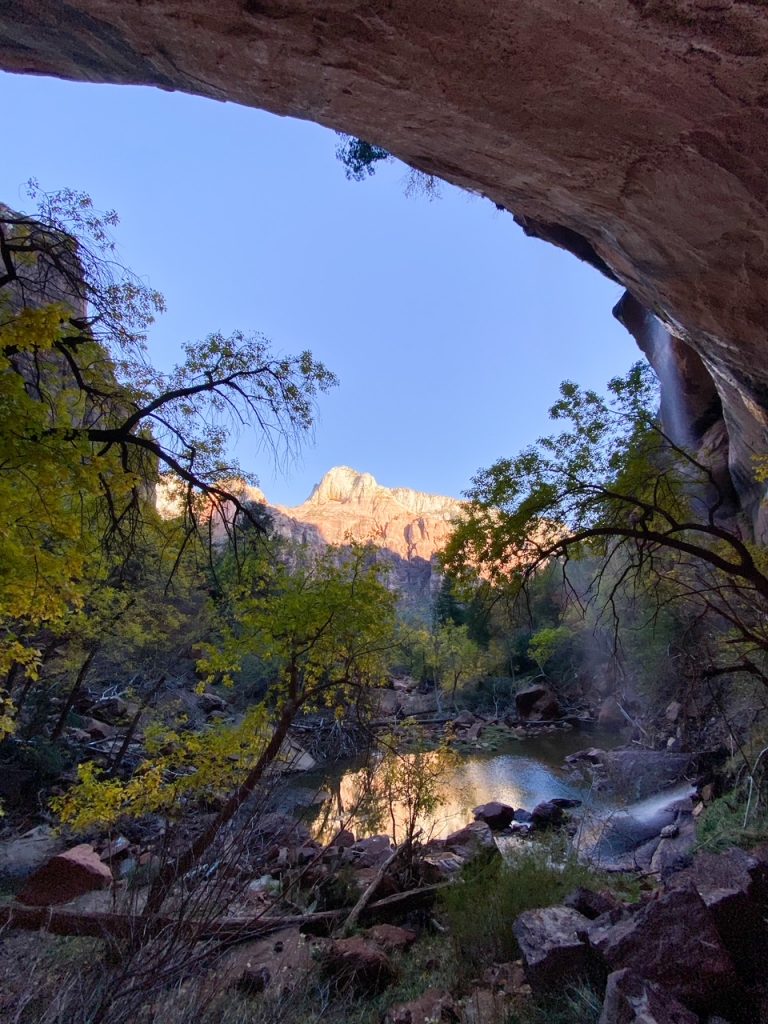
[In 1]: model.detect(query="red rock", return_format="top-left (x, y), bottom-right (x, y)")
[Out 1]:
top-left (319, 936), bottom-right (394, 993)
top-left (366, 923), bottom-right (417, 952)
top-left (589, 885), bottom-right (736, 1011)
top-left (18, 844), bottom-right (113, 906)
top-left (8, 5), bottom-right (768, 533)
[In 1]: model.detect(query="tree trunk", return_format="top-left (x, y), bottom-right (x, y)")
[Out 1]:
top-left (108, 675), bottom-right (166, 775)
top-left (49, 647), bottom-right (97, 742)
top-left (143, 701), bottom-right (298, 916)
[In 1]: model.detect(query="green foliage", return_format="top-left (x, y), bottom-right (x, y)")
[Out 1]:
top-left (528, 625), bottom-right (573, 675)
top-left (335, 135), bottom-right (391, 181)
top-left (362, 722), bottom-right (458, 845)
top-left (0, 184), bottom-right (337, 745)
top-left (505, 983), bottom-right (603, 1024)
top-left (440, 844), bottom-right (602, 982)
top-left (697, 785), bottom-right (768, 853)
top-left (200, 543), bottom-right (398, 713)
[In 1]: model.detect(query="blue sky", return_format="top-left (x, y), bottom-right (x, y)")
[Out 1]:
top-left (0, 72), bottom-right (638, 506)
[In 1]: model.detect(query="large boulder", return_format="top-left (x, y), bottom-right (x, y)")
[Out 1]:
top-left (666, 847), bottom-right (768, 974)
top-left (598, 969), bottom-right (698, 1024)
top-left (0, 826), bottom-right (63, 882)
top-left (18, 843), bottom-right (113, 906)
top-left (515, 685), bottom-right (560, 722)
top-left (589, 885), bottom-right (737, 1012)
top-left (598, 749), bottom-right (693, 801)
top-left (444, 820), bottom-right (496, 859)
top-left (350, 835), bottom-right (393, 867)
top-left (473, 801), bottom-right (515, 830)
top-left (512, 905), bottom-right (593, 989)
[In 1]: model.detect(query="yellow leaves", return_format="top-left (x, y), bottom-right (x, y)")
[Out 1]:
top-left (54, 705), bottom-right (272, 832)
top-left (0, 303), bottom-right (68, 355)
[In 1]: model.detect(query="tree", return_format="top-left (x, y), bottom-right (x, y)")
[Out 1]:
top-left (0, 184), bottom-right (336, 729)
top-left (443, 362), bottom-right (768, 687)
top-left (112, 542), bottom-right (398, 913)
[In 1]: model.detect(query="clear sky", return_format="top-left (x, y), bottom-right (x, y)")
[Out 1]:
top-left (0, 71), bottom-right (639, 507)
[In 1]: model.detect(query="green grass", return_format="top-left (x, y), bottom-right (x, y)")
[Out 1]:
top-left (505, 981), bottom-right (603, 1024)
top-left (439, 842), bottom-right (631, 984)
top-left (696, 788), bottom-right (768, 853)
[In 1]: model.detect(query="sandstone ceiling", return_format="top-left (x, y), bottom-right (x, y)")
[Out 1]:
top-left (2, 1), bottom-right (768, 526)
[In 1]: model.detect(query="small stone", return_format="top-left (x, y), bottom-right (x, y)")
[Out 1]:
top-left (237, 965), bottom-right (271, 996)
top-left (366, 924), bottom-right (417, 952)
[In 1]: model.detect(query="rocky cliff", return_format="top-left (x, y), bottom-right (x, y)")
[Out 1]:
top-left (4, 3), bottom-right (768, 531)
top-left (243, 467), bottom-right (462, 618)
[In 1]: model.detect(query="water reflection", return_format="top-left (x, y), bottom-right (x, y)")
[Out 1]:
top-left (295, 729), bottom-right (620, 843)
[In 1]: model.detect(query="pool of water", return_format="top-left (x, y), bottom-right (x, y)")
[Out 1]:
top-left (285, 727), bottom-right (630, 844)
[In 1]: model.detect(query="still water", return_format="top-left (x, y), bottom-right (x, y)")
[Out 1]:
top-left (288, 728), bottom-right (627, 844)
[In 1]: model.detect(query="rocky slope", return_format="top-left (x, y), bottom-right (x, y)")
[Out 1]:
top-left (3, 3), bottom-right (768, 533)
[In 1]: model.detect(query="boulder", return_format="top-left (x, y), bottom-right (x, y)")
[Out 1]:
top-left (666, 847), bottom-right (768, 973)
top-left (453, 710), bottom-right (476, 728)
top-left (530, 800), bottom-right (566, 829)
top-left (82, 717), bottom-right (115, 741)
top-left (319, 936), bottom-right (394, 993)
top-left (515, 685), bottom-right (560, 722)
top-left (0, 825), bottom-right (63, 881)
top-left (598, 969), bottom-right (698, 1024)
top-left (589, 885), bottom-right (737, 1011)
top-left (198, 690), bottom-right (229, 713)
top-left (513, 808), bottom-right (532, 823)
top-left (350, 834), bottom-right (393, 867)
top-left (386, 989), bottom-right (457, 1024)
top-left (332, 829), bottom-right (356, 849)
top-left (598, 697), bottom-right (626, 729)
top-left (366, 924), bottom-right (417, 952)
top-left (512, 905), bottom-right (592, 989)
top-left (649, 804), bottom-right (696, 879)
top-left (419, 849), bottom-right (467, 882)
top-left (18, 843), bottom-right (113, 906)
top-left (93, 696), bottom-right (130, 722)
top-left (473, 801), bottom-right (515, 830)
top-left (444, 821), bottom-right (496, 859)
top-left (563, 886), bottom-right (621, 921)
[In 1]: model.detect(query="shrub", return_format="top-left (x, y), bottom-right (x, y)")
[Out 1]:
top-left (439, 844), bottom-right (598, 981)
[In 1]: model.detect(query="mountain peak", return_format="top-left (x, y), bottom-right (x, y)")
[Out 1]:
top-left (306, 466), bottom-right (381, 505)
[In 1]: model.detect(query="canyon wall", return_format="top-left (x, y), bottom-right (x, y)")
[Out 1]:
top-left (246, 466), bottom-right (462, 618)
top-left (3, 2), bottom-right (768, 528)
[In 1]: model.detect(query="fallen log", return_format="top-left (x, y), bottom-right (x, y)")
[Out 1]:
top-left (0, 882), bottom-right (451, 944)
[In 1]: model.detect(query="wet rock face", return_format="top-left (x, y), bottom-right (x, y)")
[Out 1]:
top-left (4, 3), bottom-right (768, 520)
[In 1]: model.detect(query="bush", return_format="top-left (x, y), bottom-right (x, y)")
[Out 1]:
top-left (439, 844), bottom-right (598, 982)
